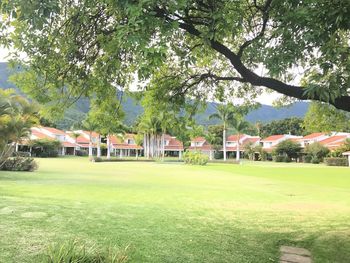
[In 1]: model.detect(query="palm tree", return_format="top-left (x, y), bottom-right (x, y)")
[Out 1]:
top-left (209, 104), bottom-right (234, 161)
top-left (82, 119), bottom-right (97, 158)
top-left (158, 111), bottom-right (172, 160)
top-left (229, 117), bottom-right (250, 161)
top-left (0, 90), bottom-right (39, 167)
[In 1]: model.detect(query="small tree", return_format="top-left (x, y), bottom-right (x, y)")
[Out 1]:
top-left (304, 142), bottom-right (330, 163)
top-left (273, 140), bottom-right (302, 162)
top-left (244, 141), bottom-right (256, 160)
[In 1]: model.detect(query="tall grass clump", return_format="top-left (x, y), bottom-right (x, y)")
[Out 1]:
top-left (40, 239), bottom-right (130, 263)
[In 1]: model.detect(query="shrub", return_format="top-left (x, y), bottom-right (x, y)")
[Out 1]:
top-left (303, 155), bottom-right (312, 163)
top-left (40, 240), bottom-right (130, 263)
top-left (91, 157), bottom-right (103, 162)
top-left (324, 157), bottom-right (348, 167)
top-left (273, 139), bottom-right (302, 162)
top-left (304, 142), bottom-right (330, 163)
top-left (311, 156), bottom-right (320, 164)
top-left (1, 157), bottom-right (38, 171)
top-left (13, 151), bottom-right (32, 157)
top-left (76, 150), bottom-right (88, 156)
top-left (30, 139), bottom-right (61, 158)
top-left (183, 151), bottom-right (209, 165)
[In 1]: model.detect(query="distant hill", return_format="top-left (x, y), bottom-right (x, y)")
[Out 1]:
top-left (0, 62), bottom-right (309, 129)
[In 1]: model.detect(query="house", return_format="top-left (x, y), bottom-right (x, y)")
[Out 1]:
top-left (225, 134), bottom-right (260, 157)
top-left (108, 133), bottom-right (143, 157)
top-left (319, 135), bottom-right (350, 150)
top-left (342, 151), bottom-right (350, 167)
top-left (32, 127), bottom-right (79, 155)
top-left (67, 130), bottom-right (100, 155)
top-left (163, 134), bottom-right (184, 158)
top-left (188, 137), bottom-right (215, 160)
top-left (261, 134), bottom-right (302, 152)
top-left (299, 132), bottom-right (329, 147)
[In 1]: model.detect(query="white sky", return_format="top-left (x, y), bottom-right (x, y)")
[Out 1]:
top-left (0, 47), bottom-right (282, 105)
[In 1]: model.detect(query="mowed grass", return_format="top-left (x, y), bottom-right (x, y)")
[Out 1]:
top-left (1, 158), bottom-right (350, 263)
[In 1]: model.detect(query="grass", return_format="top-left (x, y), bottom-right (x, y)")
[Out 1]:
top-left (0, 157), bottom-right (350, 262)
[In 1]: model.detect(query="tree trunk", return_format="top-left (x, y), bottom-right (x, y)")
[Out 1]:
top-left (223, 124), bottom-right (227, 161)
top-left (97, 135), bottom-right (101, 157)
top-left (236, 134), bottom-right (240, 161)
top-left (162, 133), bottom-right (165, 160)
top-left (107, 135), bottom-right (111, 159)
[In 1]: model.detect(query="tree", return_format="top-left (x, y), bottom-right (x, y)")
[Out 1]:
top-left (303, 102), bottom-right (350, 133)
top-left (0, 89), bottom-right (39, 167)
top-left (273, 140), bottom-right (302, 162)
top-left (2, 0), bottom-right (350, 115)
top-left (82, 118), bottom-right (98, 158)
top-left (304, 142), bottom-right (330, 164)
top-left (87, 96), bottom-right (125, 159)
top-left (260, 117), bottom-right (305, 138)
top-left (229, 118), bottom-right (251, 161)
top-left (209, 104), bottom-right (235, 161)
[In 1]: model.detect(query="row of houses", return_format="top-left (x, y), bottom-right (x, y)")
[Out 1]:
top-left (17, 127), bottom-right (350, 163)
top-left (18, 127), bottom-right (184, 158)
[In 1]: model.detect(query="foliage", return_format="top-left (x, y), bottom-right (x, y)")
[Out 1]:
top-left (0, 157), bottom-right (38, 171)
top-left (3, 0), bottom-right (350, 121)
top-left (29, 139), bottom-right (61, 157)
top-left (0, 89), bottom-right (39, 167)
top-left (303, 102), bottom-right (350, 133)
top-left (205, 125), bottom-right (223, 154)
top-left (273, 139), bottom-right (302, 161)
top-left (183, 151), bottom-right (209, 165)
top-left (260, 117), bottom-right (305, 138)
top-left (41, 239), bottom-right (130, 263)
top-left (324, 157), bottom-right (348, 167)
top-left (244, 142), bottom-right (256, 160)
top-left (253, 145), bottom-right (268, 161)
top-left (303, 142), bottom-right (330, 164)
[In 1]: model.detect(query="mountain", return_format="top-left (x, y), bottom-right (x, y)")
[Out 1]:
top-left (0, 62), bottom-right (309, 129)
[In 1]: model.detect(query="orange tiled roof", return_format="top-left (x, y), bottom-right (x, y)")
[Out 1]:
top-left (192, 137), bottom-right (206, 142)
top-left (319, 135), bottom-right (347, 145)
top-left (40, 126), bottom-right (66, 135)
top-left (31, 129), bottom-right (54, 140)
top-left (261, 135), bottom-right (285, 142)
top-left (303, 132), bottom-right (325, 140)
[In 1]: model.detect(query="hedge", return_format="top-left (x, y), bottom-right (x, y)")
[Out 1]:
top-left (324, 157), bottom-right (348, 167)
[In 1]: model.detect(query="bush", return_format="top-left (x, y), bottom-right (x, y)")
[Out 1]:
top-left (40, 239), bottom-right (130, 263)
top-left (76, 150), bottom-right (88, 156)
top-left (13, 151), bottom-right (31, 157)
top-left (183, 151), bottom-right (209, 165)
top-left (1, 157), bottom-right (38, 171)
top-left (304, 142), bottom-right (330, 163)
top-left (30, 139), bottom-right (61, 158)
top-left (303, 155), bottom-right (312, 163)
top-left (273, 155), bottom-right (285, 162)
top-left (273, 139), bottom-right (302, 162)
top-left (324, 157), bottom-right (348, 167)
top-left (91, 157), bottom-right (103, 162)
top-left (311, 156), bottom-right (320, 164)
top-left (214, 151), bottom-right (223, 159)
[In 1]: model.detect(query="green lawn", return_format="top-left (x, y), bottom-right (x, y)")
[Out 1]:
top-left (1, 158), bottom-right (350, 262)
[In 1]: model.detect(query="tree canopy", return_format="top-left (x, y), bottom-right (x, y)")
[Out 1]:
top-left (1, 0), bottom-right (350, 113)
top-left (303, 102), bottom-right (350, 133)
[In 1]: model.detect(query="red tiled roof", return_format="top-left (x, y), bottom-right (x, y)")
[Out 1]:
top-left (192, 137), bottom-right (206, 142)
top-left (40, 126), bottom-right (66, 135)
top-left (31, 129), bottom-right (54, 140)
top-left (165, 136), bottom-right (184, 150)
top-left (319, 135), bottom-right (347, 146)
top-left (303, 132), bottom-right (325, 140)
top-left (261, 135), bottom-right (285, 142)
top-left (75, 135), bottom-right (90, 144)
top-left (227, 134), bottom-right (242, 141)
top-left (242, 137), bottom-right (260, 144)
